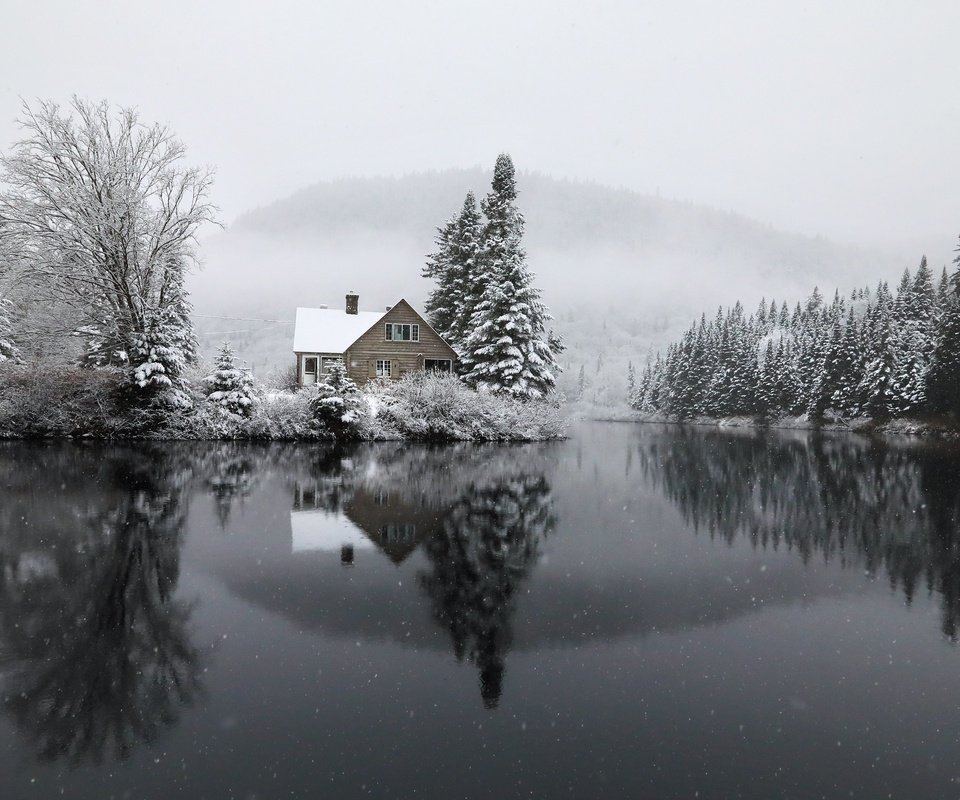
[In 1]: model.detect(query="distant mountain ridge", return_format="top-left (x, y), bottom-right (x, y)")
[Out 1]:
top-left (232, 168), bottom-right (883, 279)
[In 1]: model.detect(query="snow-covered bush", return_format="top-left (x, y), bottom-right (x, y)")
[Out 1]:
top-left (0, 295), bottom-right (21, 364)
top-left (374, 372), bottom-right (565, 441)
top-left (0, 366), bottom-right (128, 437)
top-left (204, 343), bottom-right (257, 416)
top-left (308, 362), bottom-right (369, 439)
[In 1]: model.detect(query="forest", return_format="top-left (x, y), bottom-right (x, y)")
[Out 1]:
top-left (631, 254), bottom-right (960, 423)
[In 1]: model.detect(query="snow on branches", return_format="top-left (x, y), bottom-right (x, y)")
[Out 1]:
top-left (0, 98), bottom-right (215, 400)
top-left (204, 342), bottom-right (256, 416)
top-left (421, 154), bottom-right (562, 400)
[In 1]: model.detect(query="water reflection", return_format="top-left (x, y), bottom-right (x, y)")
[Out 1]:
top-left (418, 474), bottom-right (554, 707)
top-left (637, 427), bottom-right (960, 638)
top-left (284, 443), bottom-right (557, 706)
top-left (0, 446), bottom-right (202, 765)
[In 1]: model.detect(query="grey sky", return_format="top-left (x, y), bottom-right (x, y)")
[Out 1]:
top-left (2, 0), bottom-right (958, 245)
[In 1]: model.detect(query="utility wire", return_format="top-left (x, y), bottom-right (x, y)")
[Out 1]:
top-left (194, 313), bottom-right (294, 323)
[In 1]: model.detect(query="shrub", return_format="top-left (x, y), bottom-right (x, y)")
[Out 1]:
top-left (374, 372), bottom-right (565, 442)
top-left (0, 365), bottom-right (129, 437)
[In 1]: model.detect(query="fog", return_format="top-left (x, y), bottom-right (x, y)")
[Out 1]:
top-left (2, 0), bottom-right (959, 244)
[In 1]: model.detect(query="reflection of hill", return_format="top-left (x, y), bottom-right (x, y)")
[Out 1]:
top-left (638, 427), bottom-right (960, 639)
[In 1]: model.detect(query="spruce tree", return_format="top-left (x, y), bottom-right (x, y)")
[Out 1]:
top-left (461, 155), bottom-right (561, 399)
top-left (309, 361), bottom-right (366, 438)
top-left (423, 191), bottom-right (482, 349)
top-left (927, 257), bottom-right (960, 416)
top-left (205, 342), bottom-right (256, 416)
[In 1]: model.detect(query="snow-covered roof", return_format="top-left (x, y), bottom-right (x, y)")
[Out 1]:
top-left (293, 306), bottom-right (386, 354)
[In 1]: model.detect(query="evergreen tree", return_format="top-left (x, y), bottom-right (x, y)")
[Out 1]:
top-left (938, 268), bottom-right (951, 312)
top-left (461, 155), bottom-right (562, 399)
top-left (927, 254), bottom-right (960, 416)
top-left (0, 294), bottom-right (21, 364)
top-left (204, 342), bottom-right (256, 416)
top-left (858, 286), bottom-right (896, 417)
top-left (423, 192), bottom-right (482, 349)
top-left (626, 361), bottom-right (636, 400)
top-left (308, 361), bottom-right (367, 438)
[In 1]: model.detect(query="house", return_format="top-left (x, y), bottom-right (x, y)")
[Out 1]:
top-left (292, 293), bottom-right (458, 386)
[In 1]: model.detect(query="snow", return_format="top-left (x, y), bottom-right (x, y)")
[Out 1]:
top-left (293, 306), bottom-right (386, 354)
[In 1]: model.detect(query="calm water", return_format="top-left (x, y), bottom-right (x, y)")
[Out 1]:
top-left (2, 423), bottom-right (960, 799)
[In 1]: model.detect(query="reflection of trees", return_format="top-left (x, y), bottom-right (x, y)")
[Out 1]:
top-left (0, 447), bottom-right (202, 765)
top-left (204, 445), bottom-right (258, 528)
top-left (418, 474), bottom-right (555, 708)
top-left (639, 428), bottom-right (960, 639)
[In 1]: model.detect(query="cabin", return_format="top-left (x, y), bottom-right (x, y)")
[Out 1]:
top-left (292, 293), bottom-right (458, 387)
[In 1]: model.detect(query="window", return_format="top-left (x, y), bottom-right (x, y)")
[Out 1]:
top-left (320, 356), bottom-right (342, 375)
top-left (376, 359), bottom-right (391, 378)
top-left (424, 358), bottom-right (452, 373)
top-left (303, 356), bottom-right (318, 385)
top-left (381, 522), bottom-right (416, 544)
top-left (385, 323), bottom-right (419, 342)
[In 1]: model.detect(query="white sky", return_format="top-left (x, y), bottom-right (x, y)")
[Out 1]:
top-left (1, 0), bottom-right (958, 245)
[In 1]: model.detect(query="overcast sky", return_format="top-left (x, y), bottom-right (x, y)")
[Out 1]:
top-left (1, 0), bottom-right (958, 246)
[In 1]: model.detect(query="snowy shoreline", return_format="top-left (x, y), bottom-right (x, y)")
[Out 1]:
top-left (591, 411), bottom-right (960, 439)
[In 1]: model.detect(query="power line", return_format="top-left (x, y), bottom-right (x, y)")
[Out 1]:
top-left (193, 313), bottom-right (295, 324)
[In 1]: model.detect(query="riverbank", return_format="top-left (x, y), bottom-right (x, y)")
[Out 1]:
top-left (0, 369), bottom-right (567, 442)
top-left (626, 410), bottom-right (960, 439)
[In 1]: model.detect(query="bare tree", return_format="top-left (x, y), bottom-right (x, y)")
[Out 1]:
top-left (0, 98), bottom-right (217, 398)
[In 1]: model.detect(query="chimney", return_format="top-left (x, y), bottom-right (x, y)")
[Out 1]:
top-left (345, 292), bottom-right (359, 315)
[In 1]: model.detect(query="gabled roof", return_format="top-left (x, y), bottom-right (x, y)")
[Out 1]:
top-left (293, 306), bottom-right (386, 354)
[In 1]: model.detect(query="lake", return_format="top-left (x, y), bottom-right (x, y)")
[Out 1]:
top-left (2, 423), bottom-right (960, 799)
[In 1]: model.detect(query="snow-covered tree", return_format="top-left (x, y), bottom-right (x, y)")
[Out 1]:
top-left (0, 294), bottom-right (21, 364)
top-left (423, 191), bottom-right (482, 349)
top-left (460, 155), bottom-right (562, 399)
top-left (308, 361), bottom-right (367, 438)
top-left (204, 343), bottom-right (256, 416)
top-left (0, 98), bottom-right (215, 400)
top-left (927, 258), bottom-right (960, 416)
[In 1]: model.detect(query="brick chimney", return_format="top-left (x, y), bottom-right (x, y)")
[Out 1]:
top-left (345, 292), bottom-right (359, 315)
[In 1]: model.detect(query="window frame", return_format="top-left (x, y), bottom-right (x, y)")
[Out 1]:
top-left (320, 356), bottom-right (343, 375)
top-left (303, 356), bottom-right (319, 384)
top-left (423, 358), bottom-right (453, 374)
top-left (384, 323), bottom-right (419, 342)
top-left (376, 359), bottom-right (392, 378)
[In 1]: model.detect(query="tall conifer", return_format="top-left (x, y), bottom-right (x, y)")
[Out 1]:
top-left (461, 155), bottom-right (561, 398)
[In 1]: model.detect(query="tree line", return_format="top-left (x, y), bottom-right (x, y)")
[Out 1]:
top-left (422, 154), bottom-right (563, 400)
top-left (631, 252), bottom-right (960, 420)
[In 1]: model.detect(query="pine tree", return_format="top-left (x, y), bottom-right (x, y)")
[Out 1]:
top-left (0, 294), bottom-right (21, 364)
top-left (461, 155), bottom-right (562, 399)
top-left (927, 252), bottom-right (960, 416)
top-left (626, 361), bottom-right (636, 400)
top-left (859, 286), bottom-right (896, 417)
top-left (204, 342), bottom-right (256, 416)
top-left (938, 267), bottom-right (951, 313)
top-left (423, 191), bottom-right (482, 349)
top-left (309, 361), bottom-right (366, 438)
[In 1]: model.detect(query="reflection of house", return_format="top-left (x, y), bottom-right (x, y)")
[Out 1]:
top-left (292, 293), bottom-right (458, 386)
top-left (290, 481), bottom-right (441, 566)
top-left (343, 486), bottom-right (442, 565)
